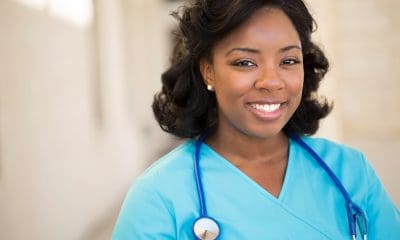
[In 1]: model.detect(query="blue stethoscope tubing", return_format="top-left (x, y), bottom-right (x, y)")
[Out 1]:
top-left (193, 131), bottom-right (368, 240)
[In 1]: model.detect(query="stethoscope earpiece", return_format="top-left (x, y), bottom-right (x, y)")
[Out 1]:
top-left (193, 217), bottom-right (220, 240)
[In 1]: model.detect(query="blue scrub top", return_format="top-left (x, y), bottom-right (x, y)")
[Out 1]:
top-left (112, 136), bottom-right (400, 239)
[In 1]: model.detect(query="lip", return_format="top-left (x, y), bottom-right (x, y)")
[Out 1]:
top-left (245, 101), bottom-right (287, 121)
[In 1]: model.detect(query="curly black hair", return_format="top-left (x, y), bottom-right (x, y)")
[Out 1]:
top-left (152, 0), bottom-right (332, 138)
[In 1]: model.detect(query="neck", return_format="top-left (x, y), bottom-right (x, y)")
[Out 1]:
top-left (205, 127), bottom-right (289, 166)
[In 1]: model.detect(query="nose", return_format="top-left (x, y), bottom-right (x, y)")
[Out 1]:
top-left (254, 65), bottom-right (284, 91)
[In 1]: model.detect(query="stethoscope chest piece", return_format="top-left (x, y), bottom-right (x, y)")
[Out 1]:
top-left (192, 132), bottom-right (369, 240)
top-left (193, 217), bottom-right (220, 240)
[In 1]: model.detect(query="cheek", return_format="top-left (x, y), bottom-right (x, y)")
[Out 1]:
top-left (214, 71), bottom-right (255, 99)
top-left (286, 71), bottom-right (304, 98)
top-left (283, 72), bottom-right (304, 114)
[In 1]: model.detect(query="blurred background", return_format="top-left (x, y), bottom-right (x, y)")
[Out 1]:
top-left (0, 0), bottom-right (399, 239)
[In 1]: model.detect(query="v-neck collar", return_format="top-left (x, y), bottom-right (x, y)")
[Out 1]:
top-left (195, 137), bottom-right (338, 239)
top-left (201, 137), bottom-right (295, 203)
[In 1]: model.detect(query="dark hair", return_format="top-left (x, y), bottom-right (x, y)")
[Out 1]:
top-left (152, 0), bottom-right (332, 138)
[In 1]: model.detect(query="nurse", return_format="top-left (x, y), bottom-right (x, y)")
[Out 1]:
top-left (113, 0), bottom-right (400, 239)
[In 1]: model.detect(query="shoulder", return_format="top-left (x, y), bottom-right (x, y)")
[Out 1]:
top-left (292, 136), bottom-right (400, 237)
top-left (113, 140), bottom-right (198, 238)
top-left (293, 136), bottom-right (369, 186)
top-left (298, 136), bottom-right (366, 168)
top-left (135, 139), bottom-right (196, 190)
top-left (300, 136), bottom-right (363, 156)
top-left (123, 139), bottom-right (199, 208)
top-left (295, 135), bottom-right (371, 201)
top-left (113, 141), bottom-right (197, 239)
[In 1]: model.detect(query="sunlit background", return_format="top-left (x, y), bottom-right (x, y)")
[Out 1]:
top-left (0, 0), bottom-right (399, 239)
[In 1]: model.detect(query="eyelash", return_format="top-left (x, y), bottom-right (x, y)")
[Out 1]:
top-left (232, 58), bottom-right (301, 68)
top-left (232, 60), bottom-right (256, 67)
top-left (281, 58), bottom-right (301, 65)
top-left (231, 58), bottom-right (301, 68)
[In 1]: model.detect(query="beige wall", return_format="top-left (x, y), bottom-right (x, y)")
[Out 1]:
top-left (338, 0), bottom-right (400, 205)
top-left (0, 0), bottom-right (398, 239)
top-left (309, 0), bottom-right (400, 206)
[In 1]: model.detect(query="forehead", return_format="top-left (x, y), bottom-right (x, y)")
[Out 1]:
top-left (213, 7), bottom-right (301, 54)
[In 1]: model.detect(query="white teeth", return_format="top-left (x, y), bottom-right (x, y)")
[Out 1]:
top-left (250, 103), bottom-right (280, 112)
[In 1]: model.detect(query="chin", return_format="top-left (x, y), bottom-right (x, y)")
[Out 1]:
top-left (240, 125), bottom-right (285, 140)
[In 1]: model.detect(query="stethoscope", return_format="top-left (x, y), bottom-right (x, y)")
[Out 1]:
top-left (192, 132), bottom-right (368, 240)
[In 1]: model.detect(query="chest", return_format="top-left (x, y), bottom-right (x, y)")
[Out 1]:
top-left (178, 154), bottom-right (351, 240)
top-left (237, 159), bottom-right (288, 197)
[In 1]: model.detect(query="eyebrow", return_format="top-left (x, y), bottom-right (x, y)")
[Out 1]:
top-left (225, 47), bottom-right (259, 56)
top-left (280, 45), bottom-right (302, 52)
top-left (225, 45), bottom-right (302, 56)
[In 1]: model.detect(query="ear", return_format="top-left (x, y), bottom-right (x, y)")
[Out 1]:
top-left (199, 58), bottom-right (215, 87)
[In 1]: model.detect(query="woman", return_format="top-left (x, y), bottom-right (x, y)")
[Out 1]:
top-left (113, 0), bottom-right (400, 239)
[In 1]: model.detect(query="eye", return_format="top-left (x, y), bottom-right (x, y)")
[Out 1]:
top-left (281, 58), bottom-right (301, 65)
top-left (232, 60), bottom-right (257, 67)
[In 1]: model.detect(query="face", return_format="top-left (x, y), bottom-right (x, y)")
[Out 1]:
top-left (200, 8), bottom-right (304, 140)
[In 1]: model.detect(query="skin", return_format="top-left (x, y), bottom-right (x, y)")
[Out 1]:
top-left (200, 8), bottom-right (304, 197)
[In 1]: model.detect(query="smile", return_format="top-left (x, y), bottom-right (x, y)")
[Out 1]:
top-left (249, 103), bottom-right (281, 113)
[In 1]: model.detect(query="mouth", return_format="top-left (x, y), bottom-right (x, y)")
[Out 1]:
top-left (246, 101), bottom-right (287, 121)
top-left (249, 103), bottom-right (281, 113)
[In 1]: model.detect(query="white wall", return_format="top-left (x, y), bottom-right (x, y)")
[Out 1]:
top-left (0, 0), bottom-right (147, 239)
